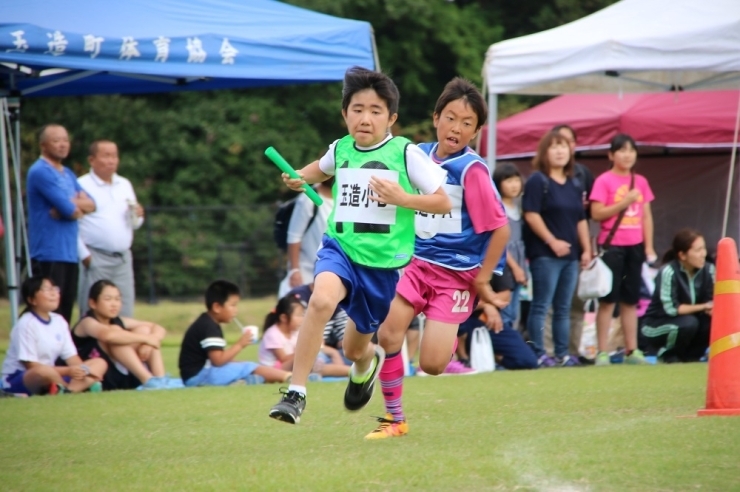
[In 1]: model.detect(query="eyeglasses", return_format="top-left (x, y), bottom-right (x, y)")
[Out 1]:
top-left (40, 286), bottom-right (61, 293)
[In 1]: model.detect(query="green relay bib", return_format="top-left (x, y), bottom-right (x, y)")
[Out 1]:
top-left (327, 135), bottom-right (417, 269)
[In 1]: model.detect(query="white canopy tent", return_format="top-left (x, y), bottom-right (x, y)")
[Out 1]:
top-left (482, 0), bottom-right (740, 237)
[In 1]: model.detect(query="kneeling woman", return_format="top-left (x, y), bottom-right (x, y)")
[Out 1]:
top-left (1, 277), bottom-right (106, 395)
top-left (642, 229), bottom-right (714, 363)
top-left (72, 280), bottom-right (168, 390)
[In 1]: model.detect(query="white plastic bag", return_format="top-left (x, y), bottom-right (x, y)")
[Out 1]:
top-left (469, 326), bottom-right (495, 372)
top-left (577, 257), bottom-right (613, 300)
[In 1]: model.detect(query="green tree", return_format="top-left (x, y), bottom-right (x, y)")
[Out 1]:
top-left (3, 0), bottom-right (620, 298)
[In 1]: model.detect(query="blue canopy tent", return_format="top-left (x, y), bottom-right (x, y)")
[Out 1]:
top-left (0, 0), bottom-right (378, 324)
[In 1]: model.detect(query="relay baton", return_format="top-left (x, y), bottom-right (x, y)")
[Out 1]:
top-left (265, 147), bottom-right (323, 206)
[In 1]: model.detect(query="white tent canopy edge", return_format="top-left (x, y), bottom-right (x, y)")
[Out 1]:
top-left (482, 0), bottom-right (740, 238)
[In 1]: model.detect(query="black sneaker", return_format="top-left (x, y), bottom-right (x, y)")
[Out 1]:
top-left (344, 345), bottom-right (386, 411)
top-left (269, 388), bottom-right (306, 424)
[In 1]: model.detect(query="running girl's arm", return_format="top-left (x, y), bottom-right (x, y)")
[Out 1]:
top-left (77, 317), bottom-right (160, 347)
top-left (207, 330), bottom-right (253, 367)
top-left (474, 224), bottom-right (510, 306)
top-left (461, 162), bottom-right (510, 304)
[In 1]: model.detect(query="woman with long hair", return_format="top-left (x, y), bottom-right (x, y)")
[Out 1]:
top-left (522, 131), bottom-right (592, 367)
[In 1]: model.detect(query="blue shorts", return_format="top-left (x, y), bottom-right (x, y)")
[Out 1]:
top-left (183, 361), bottom-right (259, 387)
top-left (2, 370), bottom-right (30, 395)
top-left (315, 237), bottom-right (399, 335)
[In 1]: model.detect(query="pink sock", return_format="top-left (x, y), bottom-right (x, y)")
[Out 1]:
top-left (379, 351), bottom-right (405, 421)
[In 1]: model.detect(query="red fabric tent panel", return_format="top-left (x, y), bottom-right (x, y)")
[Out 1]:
top-left (480, 91), bottom-right (740, 158)
top-left (622, 91), bottom-right (740, 147)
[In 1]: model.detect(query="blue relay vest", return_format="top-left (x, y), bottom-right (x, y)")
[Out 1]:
top-left (414, 143), bottom-right (506, 273)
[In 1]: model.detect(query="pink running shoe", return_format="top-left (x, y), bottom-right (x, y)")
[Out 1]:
top-left (443, 360), bottom-right (478, 376)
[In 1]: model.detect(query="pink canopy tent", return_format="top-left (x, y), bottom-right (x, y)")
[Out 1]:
top-left (477, 90), bottom-right (740, 257)
top-left (479, 91), bottom-right (740, 159)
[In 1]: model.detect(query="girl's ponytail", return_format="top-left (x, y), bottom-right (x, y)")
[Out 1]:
top-left (263, 294), bottom-right (305, 331)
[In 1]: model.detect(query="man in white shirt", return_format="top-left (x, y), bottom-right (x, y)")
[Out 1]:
top-left (77, 140), bottom-right (144, 317)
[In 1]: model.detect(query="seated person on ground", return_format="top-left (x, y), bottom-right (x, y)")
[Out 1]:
top-left (2, 277), bottom-right (107, 395)
top-left (179, 280), bottom-right (290, 387)
top-left (286, 283), bottom-right (349, 351)
top-left (457, 266), bottom-right (538, 370)
top-left (259, 294), bottom-right (350, 378)
top-left (72, 280), bottom-right (168, 390)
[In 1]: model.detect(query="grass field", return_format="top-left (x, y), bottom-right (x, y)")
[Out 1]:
top-left (1, 300), bottom-right (739, 490)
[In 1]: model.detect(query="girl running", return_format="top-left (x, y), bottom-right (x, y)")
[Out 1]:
top-left (367, 77), bottom-right (510, 439)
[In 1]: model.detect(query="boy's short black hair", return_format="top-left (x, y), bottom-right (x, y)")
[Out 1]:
top-left (434, 77), bottom-right (487, 130)
top-left (205, 280), bottom-right (240, 311)
top-left (342, 66), bottom-right (400, 115)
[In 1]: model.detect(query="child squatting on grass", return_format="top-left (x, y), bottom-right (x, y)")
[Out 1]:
top-left (178, 280), bottom-right (291, 387)
top-left (1, 277), bottom-right (107, 395)
top-left (269, 66), bottom-right (451, 424)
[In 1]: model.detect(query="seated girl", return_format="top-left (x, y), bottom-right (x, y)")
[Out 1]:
top-left (641, 229), bottom-right (714, 363)
top-left (72, 279), bottom-right (168, 390)
top-left (1, 277), bottom-right (106, 395)
top-left (258, 295), bottom-right (350, 378)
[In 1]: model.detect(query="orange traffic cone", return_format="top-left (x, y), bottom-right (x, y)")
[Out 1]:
top-left (698, 237), bottom-right (740, 416)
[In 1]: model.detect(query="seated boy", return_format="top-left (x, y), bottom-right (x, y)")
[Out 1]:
top-left (457, 266), bottom-right (538, 370)
top-left (178, 280), bottom-right (291, 387)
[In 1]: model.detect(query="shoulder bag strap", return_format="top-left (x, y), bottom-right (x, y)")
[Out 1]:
top-left (602, 172), bottom-right (635, 251)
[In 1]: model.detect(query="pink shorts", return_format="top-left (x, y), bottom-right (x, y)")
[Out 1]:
top-left (396, 258), bottom-right (479, 324)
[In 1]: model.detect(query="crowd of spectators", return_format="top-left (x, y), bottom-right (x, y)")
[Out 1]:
top-left (1, 122), bottom-right (715, 397)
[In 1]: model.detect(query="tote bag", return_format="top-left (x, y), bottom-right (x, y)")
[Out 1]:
top-left (469, 326), bottom-right (495, 372)
top-left (577, 257), bottom-right (613, 300)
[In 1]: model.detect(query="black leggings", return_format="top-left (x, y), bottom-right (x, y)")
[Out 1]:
top-left (641, 313), bottom-right (710, 362)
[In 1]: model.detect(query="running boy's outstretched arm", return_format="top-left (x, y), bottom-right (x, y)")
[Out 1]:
top-left (282, 160), bottom-right (330, 190)
top-left (369, 177), bottom-right (451, 214)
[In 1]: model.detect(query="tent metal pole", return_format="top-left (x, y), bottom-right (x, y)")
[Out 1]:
top-left (21, 70), bottom-right (98, 96)
top-left (370, 30), bottom-right (380, 71)
top-left (486, 92), bottom-right (497, 172)
top-left (7, 97), bottom-right (30, 274)
top-left (0, 98), bottom-right (19, 325)
top-left (721, 90), bottom-right (740, 239)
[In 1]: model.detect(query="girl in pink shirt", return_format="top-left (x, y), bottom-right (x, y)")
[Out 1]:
top-left (589, 134), bottom-right (656, 366)
top-left (259, 295), bottom-right (349, 377)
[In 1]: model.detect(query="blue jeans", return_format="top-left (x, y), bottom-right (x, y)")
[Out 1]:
top-left (184, 361), bottom-right (260, 387)
top-left (526, 257), bottom-right (579, 358)
top-left (500, 284), bottom-right (521, 332)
